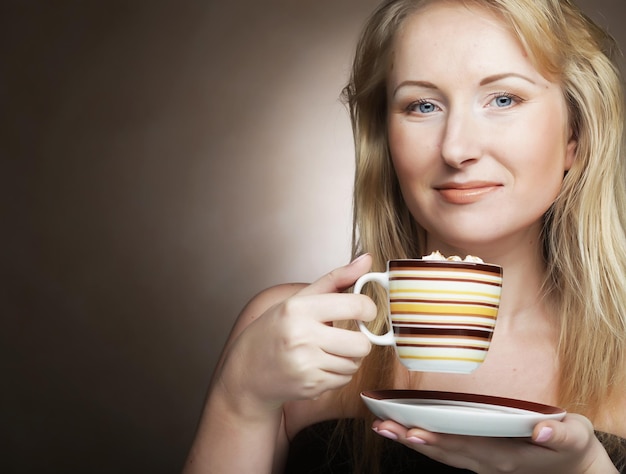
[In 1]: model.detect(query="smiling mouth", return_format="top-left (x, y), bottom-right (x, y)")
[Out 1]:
top-left (436, 184), bottom-right (502, 204)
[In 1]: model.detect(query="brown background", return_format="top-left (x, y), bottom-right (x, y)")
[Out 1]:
top-left (2, 1), bottom-right (624, 472)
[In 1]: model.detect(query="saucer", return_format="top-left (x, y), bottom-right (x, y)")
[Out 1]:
top-left (361, 390), bottom-right (566, 437)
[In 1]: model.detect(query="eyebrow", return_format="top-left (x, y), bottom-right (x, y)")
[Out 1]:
top-left (392, 80), bottom-right (437, 97)
top-left (392, 73), bottom-right (537, 97)
top-left (479, 72), bottom-right (536, 86)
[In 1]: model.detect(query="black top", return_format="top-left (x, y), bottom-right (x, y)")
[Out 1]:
top-left (285, 419), bottom-right (474, 473)
top-left (284, 419), bottom-right (626, 473)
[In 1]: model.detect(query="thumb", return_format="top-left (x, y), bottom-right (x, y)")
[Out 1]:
top-left (298, 253), bottom-right (372, 296)
top-left (532, 415), bottom-right (618, 472)
top-left (532, 414), bottom-right (594, 449)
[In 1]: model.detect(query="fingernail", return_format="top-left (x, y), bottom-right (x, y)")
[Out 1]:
top-left (407, 436), bottom-right (427, 445)
top-left (373, 427), bottom-right (398, 440)
top-left (535, 427), bottom-right (553, 443)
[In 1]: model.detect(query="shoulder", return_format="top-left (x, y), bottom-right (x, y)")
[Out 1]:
top-left (596, 389), bottom-right (626, 439)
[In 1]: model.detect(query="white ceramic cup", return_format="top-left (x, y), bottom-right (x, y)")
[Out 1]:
top-left (354, 259), bottom-right (503, 373)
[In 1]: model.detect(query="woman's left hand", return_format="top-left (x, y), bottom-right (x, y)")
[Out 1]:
top-left (372, 414), bottom-right (618, 473)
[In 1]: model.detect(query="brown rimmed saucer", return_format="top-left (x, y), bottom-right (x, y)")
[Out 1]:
top-left (361, 390), bottom-right (566, 437)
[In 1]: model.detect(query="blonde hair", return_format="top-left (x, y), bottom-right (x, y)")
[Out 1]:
top-left (339, 0), bottom-right (626, 470)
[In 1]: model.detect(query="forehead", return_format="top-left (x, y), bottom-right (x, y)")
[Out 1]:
top-left (394, 0), bottom-right (525, 54)
top-left (389, 2), bottom-right (533, 79)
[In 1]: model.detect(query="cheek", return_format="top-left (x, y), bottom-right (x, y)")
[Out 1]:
top-left (388, 123), bottom-right (408, 168)
top-left (506, 100), bottom-right (570, 171)
top-left (505, 126), bottom-right (569, 208)
top-left (388, 123), bottom-right (437, 179)
top-left (526, 121), bottom-right (570, 180)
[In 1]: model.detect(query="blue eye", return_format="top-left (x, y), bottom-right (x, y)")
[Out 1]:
top-left (489, 92), bottom-right (521, 108)
top-left (495, 96), bottom-right (512, 107)
top-left (409, 100), bottom-right (438, 114)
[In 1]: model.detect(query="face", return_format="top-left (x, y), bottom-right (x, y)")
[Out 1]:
top-left (387, 1), bottom-right (577, 256)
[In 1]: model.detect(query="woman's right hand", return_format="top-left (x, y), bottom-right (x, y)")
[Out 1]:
top-left (214, 253), bottom-right (378, 416)
top-left (182, 254), bottom-right (377, 473)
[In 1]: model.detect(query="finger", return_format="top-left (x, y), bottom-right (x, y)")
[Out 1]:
top-left (532, 414), bottom-right (594, 450)
top-left (317, 351), bottom-right (363, 375)
top-left (297, 254), bottom-right (372, 296)
top-left (372, 420), bottom-right (437, 451)
top-left (374, 418), bottom-right (417, 435)
top-left (319, 328), bottom-right (372, 358)
top-left (374, 420), bottom-right (482, 451)
top-left (283, 292), bottom-right (377, 324)
top-left (529, 415), bottom-right (618, 473)
top-left (372, 419), bottom-right (407, 439)
top-left (299, 369), bottom-right (355, 398)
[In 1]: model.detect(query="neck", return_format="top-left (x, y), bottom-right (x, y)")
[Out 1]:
top-left (425, 227), bottom-right (554, 329)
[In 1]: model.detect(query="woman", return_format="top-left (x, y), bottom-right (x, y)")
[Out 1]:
top-left (183, 0), bottom-right (626, 472)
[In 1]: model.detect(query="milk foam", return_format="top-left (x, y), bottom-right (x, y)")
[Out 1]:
top-left (422, 250), bottom-right (484, 263)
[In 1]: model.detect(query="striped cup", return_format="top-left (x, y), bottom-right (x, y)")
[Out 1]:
top-left (354, 259), bottom-right (503, 373)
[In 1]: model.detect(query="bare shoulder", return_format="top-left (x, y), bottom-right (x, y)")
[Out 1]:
top-left (609, 393), bottom-right (626, 439)
top-left (604, 393), bottom-right (626, 439)
top-left (597, 389), bottom-right (626, 439)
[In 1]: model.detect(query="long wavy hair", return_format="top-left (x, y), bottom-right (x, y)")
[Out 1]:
top-left (337, 0), bottom-right (626, 470)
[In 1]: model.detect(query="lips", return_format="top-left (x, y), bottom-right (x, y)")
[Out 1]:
top-left (435, 182), bottom-right (502, 204)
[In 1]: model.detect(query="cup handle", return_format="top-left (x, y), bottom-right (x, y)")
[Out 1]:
top-left (353, 272), bottom-right (395, 346)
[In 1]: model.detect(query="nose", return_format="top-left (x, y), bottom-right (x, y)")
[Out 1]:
top-left (440, 107), bottom-right (482, 168)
